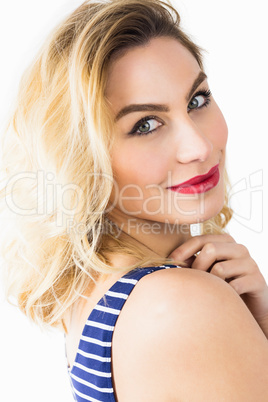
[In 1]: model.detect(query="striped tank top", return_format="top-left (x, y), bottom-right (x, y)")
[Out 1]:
top-left (67, 264), bottom-right (181, 401)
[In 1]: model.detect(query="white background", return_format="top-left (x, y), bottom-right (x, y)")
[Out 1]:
top-left (0, 1), bottom-right (267, 401)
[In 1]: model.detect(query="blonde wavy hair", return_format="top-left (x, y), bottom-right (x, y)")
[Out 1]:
top-left (0, 0), bottom-right (233, 330)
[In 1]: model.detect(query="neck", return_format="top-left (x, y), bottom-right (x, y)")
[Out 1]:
top-left (106, 212), bottom-right (192, 260)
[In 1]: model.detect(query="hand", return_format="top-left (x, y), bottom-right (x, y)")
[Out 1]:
top-left (168, 233), bottom-right (268, 333)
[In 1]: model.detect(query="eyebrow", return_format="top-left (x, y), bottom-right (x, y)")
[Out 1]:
top-left (114, 70), bottom-right (208, 122)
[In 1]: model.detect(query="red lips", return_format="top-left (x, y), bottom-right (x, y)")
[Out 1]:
top-left (167, 164), bottom-right (220, 194)
top-left (169, 164), bottom-right (219, 188)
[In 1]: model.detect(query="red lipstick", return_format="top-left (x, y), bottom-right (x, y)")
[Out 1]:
top-left (167, 164), bottom-right (220, 194)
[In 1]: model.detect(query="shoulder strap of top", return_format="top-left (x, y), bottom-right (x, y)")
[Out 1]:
top-left (83, 264), bottom-right (181, 337)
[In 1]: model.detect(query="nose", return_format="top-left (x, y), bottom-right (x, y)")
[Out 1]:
top-left (175, 116), bottom-right (213, 164)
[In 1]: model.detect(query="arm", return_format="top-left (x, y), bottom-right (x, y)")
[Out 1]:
top-left (112, 267), bottom-right (268, 401)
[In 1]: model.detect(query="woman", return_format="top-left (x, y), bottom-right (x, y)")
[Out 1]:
top-left (1, 0), bottom-right (268, 400)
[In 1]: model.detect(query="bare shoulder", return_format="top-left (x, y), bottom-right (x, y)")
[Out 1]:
top-left (112, 267), bottom-right (268, 402)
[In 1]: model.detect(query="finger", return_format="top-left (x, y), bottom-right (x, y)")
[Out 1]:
top-left (182, 255), bottom-right (196, 268)
top-left (207, 262), bottom-right (227, 280)
top-left (208, 258), bottom-right (256, 281)
top-left (228, 273), bottom-right (264, 296)
top-left (191, 243), bottom-right (249, 271)
top-left (169, 233), bottom-right (235, 262)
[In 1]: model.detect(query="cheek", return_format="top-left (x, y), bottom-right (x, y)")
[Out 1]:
top-left (111, 142), bottom-right (168, 188)
top-left (208, 104), bottom-right (228, 148)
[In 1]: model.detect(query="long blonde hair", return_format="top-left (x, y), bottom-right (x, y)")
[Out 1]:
top-left (0, 0), bottom-right (232, 330)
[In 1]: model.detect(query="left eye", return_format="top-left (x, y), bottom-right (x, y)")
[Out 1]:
top-left (188, 89), bottom-right (212, 111)
top-left (188, 95), bottom-right (206, 110)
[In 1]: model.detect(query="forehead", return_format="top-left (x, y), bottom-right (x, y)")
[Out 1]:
top-left (105, 37), bottom-right (201, 105)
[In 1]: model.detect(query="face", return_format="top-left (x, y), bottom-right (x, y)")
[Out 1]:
top-left (105, 37), bottom-right (228, 227)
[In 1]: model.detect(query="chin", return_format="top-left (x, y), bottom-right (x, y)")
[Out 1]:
top-left (180, 186), bottom-right (226, 226)
top-left (197, 196), bottom-right (225, 224)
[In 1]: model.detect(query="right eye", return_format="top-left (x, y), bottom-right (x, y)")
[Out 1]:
top-left (128, 115), bottom-right (163, 136)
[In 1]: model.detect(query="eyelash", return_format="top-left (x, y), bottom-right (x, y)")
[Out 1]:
top-left (128, 88), bottom-right (212, 136)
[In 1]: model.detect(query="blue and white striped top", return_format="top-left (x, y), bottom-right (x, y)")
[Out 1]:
top-left (67, 264), bottom-right (181, 401)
